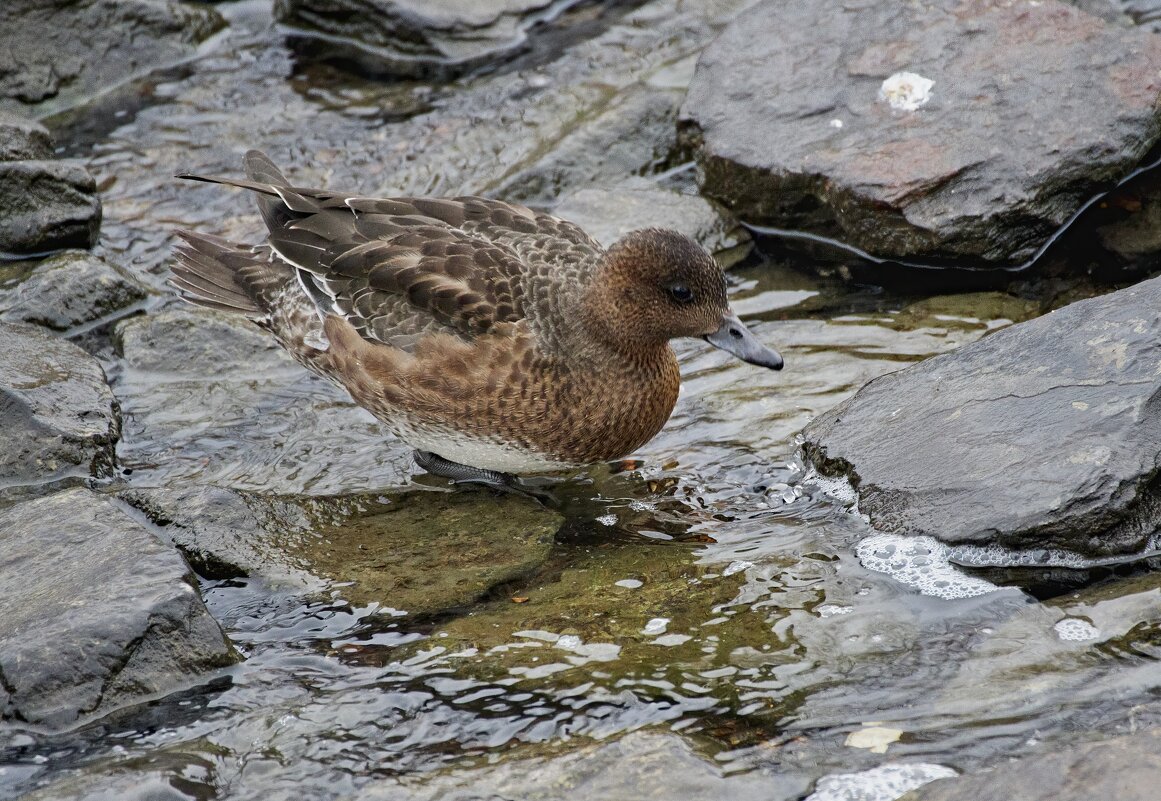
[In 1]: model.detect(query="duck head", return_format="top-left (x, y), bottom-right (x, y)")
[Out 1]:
top-left (584, 228), bottom-right (784, 370)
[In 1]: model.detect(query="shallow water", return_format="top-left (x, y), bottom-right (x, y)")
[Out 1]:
top-left (6, 2), bottom-right (1161, 799)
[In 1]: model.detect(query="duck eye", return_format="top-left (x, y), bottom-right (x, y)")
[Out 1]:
top-left (669, 284), bottom-right (695, 304)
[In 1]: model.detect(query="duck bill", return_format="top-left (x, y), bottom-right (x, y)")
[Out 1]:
top-left (704, 313), bottom-right (784, 370)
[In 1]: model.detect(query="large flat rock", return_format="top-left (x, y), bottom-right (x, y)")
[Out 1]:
top-left (680, 0), bottom-right (1161, 266)
top-left (0, 250), bottom-right (150, 331)
top-left (118, 484), bottom-right (562, 617)
top-left (0, 489), bottom-right (236, 729)
top-left (356, 731), bottom-right (808, 800)
top-left (0, 321), bottom-right (120, 485)
top-left (901, 727), bottom-right (1161, 801)
top-left (113, 308), bottom-right (416, 494)
top-left (803, 277), bottom-right (1161, 557)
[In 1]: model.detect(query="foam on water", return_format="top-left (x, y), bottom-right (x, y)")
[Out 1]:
top-left (802, 469), bottom-right (861, 510)
top-left (806, 762), bottom-right (958, 801)
top-left (950, 542), bottom-right (1091, 569)
top-left (857, 534), bottom-right (999, 600)
top-left (1054, 617), bottom-right (1100, 642)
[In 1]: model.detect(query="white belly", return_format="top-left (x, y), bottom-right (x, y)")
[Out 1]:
top-left (396, 423), bottom-right (577, 475)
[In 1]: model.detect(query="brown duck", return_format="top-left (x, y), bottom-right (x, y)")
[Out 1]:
top-left (172, 151), bottom-right (783, 491)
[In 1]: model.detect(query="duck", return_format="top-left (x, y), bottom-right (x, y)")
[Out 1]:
top-left (171, 150), bottom-right (783, 493)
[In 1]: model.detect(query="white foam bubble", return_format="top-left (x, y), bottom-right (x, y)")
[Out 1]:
top-left (949, 542), bottom-right (1091, 570)
top-left (1054, 617), bottom-right (1100, 642)
top-left (818, 604), bottom-right (853, 618)
top-left (806, 762), bottom-right (957, 801)
top-left (802, 469), bottom-right (860, 509)
top-left (857, 534), bottom-right (998, 600)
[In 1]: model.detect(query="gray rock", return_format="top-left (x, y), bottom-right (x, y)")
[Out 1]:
top-left (113, 308), bottom-right (416, 494)
top-left (20, 771), bottom-right (196, 801)
top-left (803, 277), bottom-right (1161, 557)
top-left (0, 489), bottom-right (237, 729)
top-left (116, 484), bottom-right (321, 589)
top-left (0, 321), bottom-right (120, 485)
top-left (0, 250), bottom-right (150, 331)
top-left (679, 0), bottom-right (1161, 266)
top-left (901, 728), bottom-right (1161, 801)
top-left (497, 87), bottom-right (684, 205)
top-left (0, 159), bottom-right (100, 254)
top-left (0, 0), bottom-right (225, 117)
top-left (117, 483), bottom-right (563, 617)
top-left (0, 109), bottom-right (53, 160)
top-left (554, 176), bottom-right (747, 254)
top-left (274, 0), bottom-right (590, 78)
top-left (355, 730), bottom-right (809, 801)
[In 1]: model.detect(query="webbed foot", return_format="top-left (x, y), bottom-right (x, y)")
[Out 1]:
top-left (413, 450), bottom-right (558, 506)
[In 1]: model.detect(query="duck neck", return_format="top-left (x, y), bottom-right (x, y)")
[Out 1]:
top-left (576, 282), bottom-right (671, 371)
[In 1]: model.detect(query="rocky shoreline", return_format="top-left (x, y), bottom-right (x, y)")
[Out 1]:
top-left (3, 0), bottom-right (1161, 799)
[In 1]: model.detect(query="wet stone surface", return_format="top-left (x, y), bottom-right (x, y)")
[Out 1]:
top-left (680, 0), bottom-right (1161, 266)
top-left (902, 726), bottom-right (1161, 801)
top-left (0, 109), bottom-right (100, 255)
top-left (112, 307), bottom-right (416, 494)
top-left (0, 488), bottom-right (236, 729)
top-left (0, 160), bottom-right (100, 256)
top-left (804, 276), bottom-right (1161, 557)
top-left (355, 730), bottom-right (810, 801)
top-left (0, 320), bottom-right (120, 487)
top-left (119, 484), bottom-right (564, 618)
top-left (0, 251), bottom-right (150, 332)
top-left (554, 176), bottom-right (748, 254)
top-left (0, 0), bottom-right (225, 118)
top-left (274, 0), bottom-right (594, 78)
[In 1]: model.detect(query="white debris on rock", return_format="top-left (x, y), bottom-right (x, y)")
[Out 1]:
top-left (879, 71), bottom-right (934, 111)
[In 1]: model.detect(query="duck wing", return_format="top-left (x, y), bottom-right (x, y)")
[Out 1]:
top-left (181, 151), bottom-right (602, 352)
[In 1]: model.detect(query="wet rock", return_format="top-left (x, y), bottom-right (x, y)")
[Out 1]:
top-left (679, 0), bottom-right (1161, 266)
top-left (0, 488), bottom-right (236, 729)
top-left (20, 770), bottom-right (204, 801)
top-left (0, 109), bottom-right (53, 160)
top-left (113, 307), bottom-right (415, 494)
top-left (0, 251), bottom-right (150, 331)
top-left (288, 490), bottom-right (562, 616)
top-left (389, 532), bottom-right (749, 688)
top-left (496, 86), bottom-right (684, 205)
top-left (0, 321), bottom-right (120, 485)
top-left (118, 485), bottom-right (562, 616)
top-left (554, 176), bottom-right (747, 255)
top-left (0, 159), bottom-right (100, 256)
top-left (0, 0), bottom-right (225, 117)
top-left (274, 0), bottom-right (591, 78)
top-left (356, 730), bottom-right (809, 801)
top-left (0, 110), bottom-right (100, 254)
top-left (803, 276), bottom-right (1161, 557)
top-left (116, 484), bottom-right (322, 590)
top-left (901, 728), bottom-right (1161, 801)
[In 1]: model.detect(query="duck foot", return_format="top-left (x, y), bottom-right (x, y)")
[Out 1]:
top-left (413, 450), bottom-right (557, 506)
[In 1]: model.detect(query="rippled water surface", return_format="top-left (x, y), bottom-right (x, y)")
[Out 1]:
top-left (7, 3), bottom-right (1161, 799)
